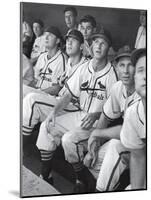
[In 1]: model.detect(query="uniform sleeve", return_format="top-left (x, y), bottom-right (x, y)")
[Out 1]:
top-left (34, 54), bottom-right (43, 80)
top-left (65, 64), bottom-right (82, 99)
top-left (120, 106), bottom-right (145, 150)
top-left (103, 83), bottom-right (121, 120)
top-left (106, 67), bottom-right (118, 98)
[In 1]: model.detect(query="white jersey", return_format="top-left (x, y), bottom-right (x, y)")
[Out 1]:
top-left (66, 59), bottom-right (118, 113)
top-left (120, 99), bottom-right (146, 149)
top-left (59, 56), bottom-right (88, 97)
top-left (135, 26), bottom-right (146, 49)
top-left (82, 40), bottom-right (93, 58)
top-left (34, 50), bottom-right (67, 90)
top-left (30, 35), bottom-right (46, 59)
top-left (103, 81), bottom-right (140, 120)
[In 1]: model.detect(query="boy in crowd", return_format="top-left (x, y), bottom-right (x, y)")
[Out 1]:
top-left (64, 6), bottom-right (78, 35)
top-left (23, 26), bottom-right (67, 97)
top-left (120, 48), bottom-right (146, 189)
top-left (85, 46), bottom-right (140, 192)
top-left (36, 29), bottom-right (117, 193)
top-left (78, 15), bottom-right (97, 58)
top-left (30, 19), bottom-right (46, 65)
top-left (23, 30), bottom-right (86, 153)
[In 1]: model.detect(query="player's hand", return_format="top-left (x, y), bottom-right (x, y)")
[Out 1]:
top-left (58, 72), bottom-right (67, 87)
top-left (45, 111), bottom-right (56, 133)
top-left (81, 113), bottom-right (98, 130)
top-left (87, 135), bottom-right (97, 153)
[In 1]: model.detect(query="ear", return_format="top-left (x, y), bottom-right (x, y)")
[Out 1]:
top-left (56, 38), bottom-right (60, 45)
top-left (93, 27), bottom-right (97, 33)
top-left (80, 44), bottom-right (83, 51)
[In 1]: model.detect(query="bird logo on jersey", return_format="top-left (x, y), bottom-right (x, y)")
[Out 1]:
top-left (98, 81), bottom-right (106, 91)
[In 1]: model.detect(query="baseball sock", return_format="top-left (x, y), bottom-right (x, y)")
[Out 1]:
top-left (72, 162), bottom-right (96, 192)
top-left (40, 150), bottom-right (54, 183)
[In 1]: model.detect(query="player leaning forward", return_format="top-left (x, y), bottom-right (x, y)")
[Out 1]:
top-left (36, 29), bottom-right (118, 192)
top-left (22, 30), bottom-right (86, 149)
top-left (120, 48), bottom-right (146, 189)
top-left (85, 48), bottom-right (141, 192)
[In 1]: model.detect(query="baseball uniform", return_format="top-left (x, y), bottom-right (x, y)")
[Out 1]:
top-left (22, 56), bottom-right (87, 137)
top-left (120, 99), bottom-right (146, 149)
top-left (23, 50), bottom-right (67, 97)
top-left (36, 59), bottom-right (117, 164)
top-left (89, 81), bottom-right (140, 191)
top-left (30, 34), bottom-right (46, 59)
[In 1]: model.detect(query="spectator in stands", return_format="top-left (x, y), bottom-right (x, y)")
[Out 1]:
top-left (64, 6), bottom-right (78, 35)
top-left (30, 19), bottom-right (46, 65)
top-left (135, 10), bottom-right (146, 49)
top-left (78, 15), bottom-right (97, 58)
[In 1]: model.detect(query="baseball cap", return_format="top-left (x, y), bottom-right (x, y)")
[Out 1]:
top-left (44, 26), bottom-right (63, 40)
top-left (114, 45), bottom-right (131, 62)
top-left (65, 29), bottom-right (84, 44)
top-left (131, 48), bottom-right (146, 66)
top-left (91, 28), bottom-right (112, 46)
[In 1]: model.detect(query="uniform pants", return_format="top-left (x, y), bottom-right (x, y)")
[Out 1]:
top-left (22, 92), bottom-right (79, 137)
top-left (36, 111), bottom-right (96, 163)
top-left (90, 139), bottom-right (129, 191)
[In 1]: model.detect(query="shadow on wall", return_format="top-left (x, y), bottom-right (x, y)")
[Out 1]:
top-left (22, 2), bottom-right (141, 51)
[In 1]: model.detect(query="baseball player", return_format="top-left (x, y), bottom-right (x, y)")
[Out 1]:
top-left (36, 29), bottom-right (118, 192)
top-left (23, 26), bottom-right (67, 97)
top-left (120, 48), bottom-right (146, 189)
top-left (85, 46), bottom-right (140, 192)
top-left (78, 15), bottom-right (97, 59)
top-left (64, 6), bottom-right (78, 35)
top-left (30, 19), bottom-right (46, 65)
top-left (23, 30), bottom-right (87, 153)
top-left (135, 11), bottom-right (146, 49)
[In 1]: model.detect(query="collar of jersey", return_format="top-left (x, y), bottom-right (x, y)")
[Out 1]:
top-left (88, 59), bottom-right (111, 76)
top-left (45, 49), bottom-right (61, 61)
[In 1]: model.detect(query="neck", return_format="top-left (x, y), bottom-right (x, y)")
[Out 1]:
top-left (142, 97), bottom-right (146, 117)
top-left (125, 84), bottom-right (135, 97)
top-left (47, 47), bottom-right (58, 59)
top-left (92, 57), bottom-right (108, 72)
top-left (69, 53), bottom-right (82, 67)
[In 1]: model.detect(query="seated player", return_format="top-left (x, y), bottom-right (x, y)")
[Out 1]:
top-left (22, 30), bottom-right (86, 153)
top-left (85, 46), bottom-right (140, 192)
top-left (36, 29), bottom-right (117, 193)
top-left (23, 26), bottom-right (67, 97)
top-left (120, 48), bottom-right (146, 189)
top-left (78, 15), bottom-right (97, 58)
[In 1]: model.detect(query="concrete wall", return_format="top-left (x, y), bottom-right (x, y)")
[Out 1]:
top-left (22, 2), bottom-right (142, 51)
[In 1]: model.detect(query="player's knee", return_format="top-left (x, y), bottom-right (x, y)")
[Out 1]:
top-left (62, 132), bottom-right (73, 149)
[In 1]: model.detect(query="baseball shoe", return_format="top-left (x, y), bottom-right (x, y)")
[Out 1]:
top-left (39, 174), bottom-right (54, 185)
top-left (73, 179), bottom-right (86, 194)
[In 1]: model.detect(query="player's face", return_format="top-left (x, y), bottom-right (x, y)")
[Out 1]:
top-left (135, 56), bottom-right (146, 98)
top-left (66, 37), bottom-right (81, 56)
top-left (80, 22), bottom-right (94, 40)
top-left (140, 13), bottom-right (146, 26)
top-left (92, 37), bottom-right (109, 60)
top-left (117, 57), bottom-right (135, 86)
top-left (65, 11), bottom-right (76, 29)
top-left (33, 23), bottom-right (43, 37)
top-left (44, 32), bottom-right (59, 49)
